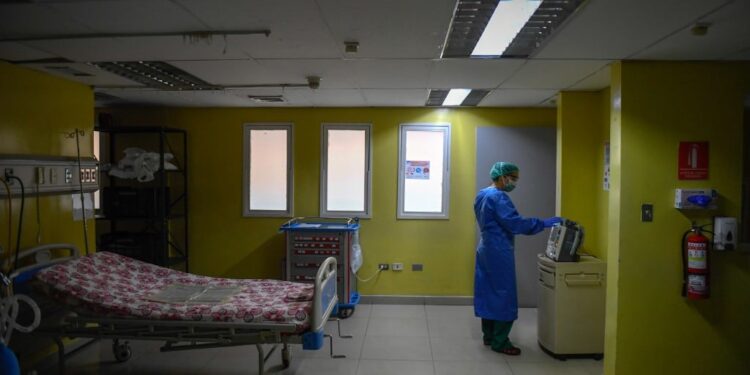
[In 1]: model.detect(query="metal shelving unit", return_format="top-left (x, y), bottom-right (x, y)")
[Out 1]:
top-left (95, 125), bottom-right (188, 271)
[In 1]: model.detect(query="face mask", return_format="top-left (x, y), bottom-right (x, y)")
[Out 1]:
top-left (502, 176), bottom-right (516, 192)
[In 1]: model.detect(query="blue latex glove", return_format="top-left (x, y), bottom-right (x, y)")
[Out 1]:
top-left (543, 217), bottom-right (563, 228)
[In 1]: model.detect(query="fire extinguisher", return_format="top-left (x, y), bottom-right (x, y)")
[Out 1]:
top-left (681, 226), bottom-right (710, 300)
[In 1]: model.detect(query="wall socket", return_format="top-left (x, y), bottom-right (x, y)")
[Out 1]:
top-left (391, 263), bottom-right (404, 271)
top-left (378, 263), bottom-right (389, 270)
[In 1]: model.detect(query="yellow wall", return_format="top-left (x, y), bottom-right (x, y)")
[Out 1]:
top-left (101, 107), bottom-right (556, 295)
top-left (557, 90), bottom-right (610, 261)
top-left (0, 62), bottom-right (95, 363)
top-left (607, 61), bottom-right (750, 374)
top-left (0, 61), bottom-right (95, 262)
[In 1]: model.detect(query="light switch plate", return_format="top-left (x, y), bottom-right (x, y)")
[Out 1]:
top-left (641, 204), bottom-right (653, 222)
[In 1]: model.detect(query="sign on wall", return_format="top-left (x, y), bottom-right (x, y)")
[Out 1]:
top-left (405, 160), bottom-right (430, 179)
top-left (678, 141), bottom-right (709, 180)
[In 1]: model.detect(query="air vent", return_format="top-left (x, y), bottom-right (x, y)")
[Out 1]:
top-left (91, 61), bottom-right (218, 91)
top-left (425, 89), bottom-right (489, 106)
top-left (426, 89), bottom-right (450, 106)
top-left (462, 90), bottom-right (490, 106)
top-left (46, 66), bottom-right (93, 77)
top-left (442, 0), bottom-right (500, 58)
top-left (248, 95), bottom-right (286, 103)
top-left (442, 0), bottom-right (585, 58)
top-left (503, 0), bottom-right (585, 58)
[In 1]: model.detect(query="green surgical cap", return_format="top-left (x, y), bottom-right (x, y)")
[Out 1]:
top-left (490, 162), bottom-right (519, 181)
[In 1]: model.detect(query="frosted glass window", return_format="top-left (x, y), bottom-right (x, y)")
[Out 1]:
top-left (321, 124), bottom-right (371, 218)
top-left (398, 124), bottom-right (451, 219)
top-left (243, 124), bottom-right (293, 217)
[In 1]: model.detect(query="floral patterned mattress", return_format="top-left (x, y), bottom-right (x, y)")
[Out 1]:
top-left (34, 251), bottom-right (315, 331)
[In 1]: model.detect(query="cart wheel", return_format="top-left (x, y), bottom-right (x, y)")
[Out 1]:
top-left (112, 340), bottom-right (132, 363)
top-left (282, 347), bottom-right (291, 368)
top-left (338, 307), bottom-right (354, 319)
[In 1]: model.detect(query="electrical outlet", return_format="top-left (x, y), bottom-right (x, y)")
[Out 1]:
top-left (36, 167), bottom-right (45, 184)
top-left (412, 264), bottom-right (423, 272)
top-left (4, 168), bottom-right (13, 184)
top-left (391, 263), bottom-right (404, 271)
top-left (378, 263), bottom-right (389, 271)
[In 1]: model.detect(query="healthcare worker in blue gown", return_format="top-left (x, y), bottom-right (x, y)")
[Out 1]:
top-left (474, 162), bottom-right (561, 355)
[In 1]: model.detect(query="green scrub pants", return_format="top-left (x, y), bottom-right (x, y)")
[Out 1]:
top-left (481, 319), bottom-right (514, 351)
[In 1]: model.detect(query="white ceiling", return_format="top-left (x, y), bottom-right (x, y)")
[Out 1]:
top-left (0, 0), bottom-right (747, 108)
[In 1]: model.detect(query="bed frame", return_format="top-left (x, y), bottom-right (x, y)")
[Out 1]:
top-left (9, 244), bottom-right (349, 375)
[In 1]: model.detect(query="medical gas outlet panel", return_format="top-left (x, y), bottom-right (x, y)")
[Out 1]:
top-left (281, 219), bottom-right (359, 308)
top-left (0, 155), bottom-right (98, 196)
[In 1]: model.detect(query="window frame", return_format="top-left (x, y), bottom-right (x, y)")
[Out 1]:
top-left (397, 123), bottom-right (451, 220)
top-left (242, 123), bottom-right (294, 217)
top-left (319, 123), bottom-right (373, 219)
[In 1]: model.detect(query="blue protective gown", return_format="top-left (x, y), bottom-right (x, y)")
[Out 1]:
top-left (474, 186), bottom-right (544, 321)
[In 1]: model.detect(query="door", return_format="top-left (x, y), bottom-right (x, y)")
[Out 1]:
top-left (475, 126), bottom-right (557, 307)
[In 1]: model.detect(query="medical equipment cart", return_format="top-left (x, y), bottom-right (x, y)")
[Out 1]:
top-left (280, 217), bottom-right (360, 318)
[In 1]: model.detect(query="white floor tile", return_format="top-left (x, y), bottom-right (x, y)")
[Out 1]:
top-left (367, 317), bottom-right (428, 337)
top-left (370, 304), bottom-right (426, 319)
top-left (350, 303), bottom-right (372, 319)
top-left (427, 317), bottom-right (483, 339)
top-left (360, 336), bottom-right (432, 361)
top-left (434, 360), bottom-right (513, 375)
top-left (508, 361), bottom-right (596, 375)
top-left (356, 359), bottom-right (434, 375)
top-left (425, 305), bottom-right (475, 320)
top-left (279, 358), bottom-right (359, 375)
top-left (429, 337), bottom-right (507, 363)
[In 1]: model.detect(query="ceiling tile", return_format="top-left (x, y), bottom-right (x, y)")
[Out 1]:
top-left (632, 0), bottom-right (750, 60)
top-left (316, 0), bottom-right (456, 59)
top-left (535, 0), bottom-right (731, 59)
top-left (285, 88), bottom-right (365, 107)
top-left (568, 65), bottom-right (611, 91)
top-left (170, 60), bottom-right (285, 86)
top-left (0, 3), bottom-right (90, 36)
top-left (500, 60), bottom-right (610, 89)
top-left (257, 59), bottom-right (358, 89)
top-left (480, 89), bottom-right (558, 107)
top-left (361, 89), bottom-right (429, 106)
top-left (23, 35), bottom-right (254, 62)
top-left (0, 42), bottom-right (57, 62)
top-left (47, 0), bottom-right (205, 34)
top-left (176, 0), bottom-right (340, 58)
top-left (352, 59), bottom-right (433, 89)
top-left (21, 62), bottom-right (143, 87)
top-left (429, 58), bottom-right (525, 89)
top-left (97, 89), bottom-right (252, 107)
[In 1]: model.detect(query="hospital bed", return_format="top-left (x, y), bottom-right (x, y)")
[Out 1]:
top-left (9, 243), bottom-right (347, 375)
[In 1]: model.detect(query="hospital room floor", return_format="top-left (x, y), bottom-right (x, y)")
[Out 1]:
top-left (37, 306), bottom-right (603, 375)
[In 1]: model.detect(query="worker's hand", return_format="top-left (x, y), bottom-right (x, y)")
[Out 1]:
top-left (543, 217), bottom-right (563, 228)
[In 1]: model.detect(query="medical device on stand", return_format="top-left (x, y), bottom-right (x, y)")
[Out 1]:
top-left (280, 217), bottom-right (360, 318)
top-left (538, 219), bottom-right (606, 360)
top-left (545, 219), bottom-right (584, 262)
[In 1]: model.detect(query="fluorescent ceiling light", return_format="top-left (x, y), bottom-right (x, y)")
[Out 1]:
top-left (443, 89), bottom-right (471, 106)
top-left (472, 0), bottom-right (542, 56)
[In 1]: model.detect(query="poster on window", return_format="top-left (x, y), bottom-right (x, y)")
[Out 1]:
top-left (678, 141), bottom-right (709, 180)
top-left (405, 160), bottom-right (430, 179)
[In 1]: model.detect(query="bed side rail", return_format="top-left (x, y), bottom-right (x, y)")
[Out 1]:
top-left (311, 256), bottom-right (337, 333)
top-left (8, 243), bottom-right (80, 282)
